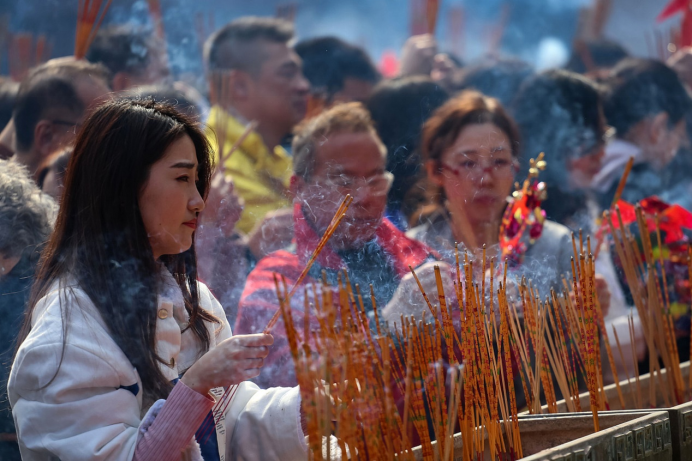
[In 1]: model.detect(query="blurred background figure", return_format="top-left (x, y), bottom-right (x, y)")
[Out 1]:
top-left (512, 69), bottom-right (608, 230)
top-left (237, 102), bottom-right (442, 388)
top-left (366, 75), bottom-right (449, 229)
top-left (295, 36), bottom-right (381, 115)
top-left (203, 16), bottom-right (308, 246)
top-left (87, 24), bottom-right (170, 91)
top-left (36, 146), bottom-right (71, 201)
top-left (564, 38), bottom-right (630, 79)
top-left (667, 46), bottom-right (692, 92)
top-left (398, 34), bottom-right (462, 91)
top-left (6, 59), bottom-right (111, 179)
top-left (0, 160), bottom-right (57, 460)
top-left (595, 58), bottom-right (691, 210)
top-left (0, 78), bottom-right (19, 160)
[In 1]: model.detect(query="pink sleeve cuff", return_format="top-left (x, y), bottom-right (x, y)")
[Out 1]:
top-left (133, 380), bottom-right (214, 461)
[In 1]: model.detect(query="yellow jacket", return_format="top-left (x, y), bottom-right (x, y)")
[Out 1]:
top-left (206, 106), bottom-right (292, 234)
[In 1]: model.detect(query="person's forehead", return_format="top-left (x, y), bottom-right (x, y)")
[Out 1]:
top-left (446, 123), bottom-right (511, 154)
top-left (163, 135), bottom-right (198, 162)
top-left (314, 131), bottom-right (384, 172)
top-left (260, 41), bottom-right (300, 68)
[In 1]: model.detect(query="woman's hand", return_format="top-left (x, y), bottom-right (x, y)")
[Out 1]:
top-left (181, 334), bottom-right (273, 395)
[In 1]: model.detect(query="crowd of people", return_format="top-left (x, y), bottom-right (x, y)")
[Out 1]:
top-left (0, 13), bottom-right (690, 461)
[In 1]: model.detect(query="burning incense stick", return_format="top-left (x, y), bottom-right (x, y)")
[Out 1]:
top-left (264, 195), bottom-right (353, 333)
top-left (74, 0), bottom-right (113, 59)
top-left (426, 0), bottom-right (440, 35)
top-left (216, 119), bottom-right (258, 173)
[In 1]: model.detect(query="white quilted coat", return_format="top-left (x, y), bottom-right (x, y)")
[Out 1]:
top-left (7, 269), bottom-right (307, 460)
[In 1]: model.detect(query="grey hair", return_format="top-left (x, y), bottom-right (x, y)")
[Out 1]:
top-left (0, 160), bottom-right (57, 259)
top-left (292, 102), bottom-right (386, 180)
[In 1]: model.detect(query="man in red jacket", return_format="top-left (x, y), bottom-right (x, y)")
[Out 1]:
top-left (235, 102), bottom-right (451, 388)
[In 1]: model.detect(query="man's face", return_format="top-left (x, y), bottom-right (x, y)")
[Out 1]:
top-left (248, 41), bottom-right (309, 135)
top-left (41, 75), bottom-right (111, 158)
top-left (297, 131), bottom-right (390, 250)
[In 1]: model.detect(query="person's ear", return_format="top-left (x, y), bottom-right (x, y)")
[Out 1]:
top-left (426, 159), bottom-right (445, 187)
top-left (649, 112), bottom-right (669, 144)
top-left (33, 120), bottom-right (56, 158)
top-left (111, 72), bottom-right (131, 92)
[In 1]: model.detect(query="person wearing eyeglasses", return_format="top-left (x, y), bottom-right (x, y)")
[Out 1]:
top-left (8, 58), bottom-right (111, 180)
top-left (409, 90), bottom-right (596, 304)
top-left (235, 102), bottom-right (447, 389)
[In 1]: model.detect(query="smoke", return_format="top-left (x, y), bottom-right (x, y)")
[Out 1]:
top-left (3, 0), bottom-right (594, 82)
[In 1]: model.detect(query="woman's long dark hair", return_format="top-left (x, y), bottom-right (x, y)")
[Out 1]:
top-left (16, 98), bottom-right (218, 401)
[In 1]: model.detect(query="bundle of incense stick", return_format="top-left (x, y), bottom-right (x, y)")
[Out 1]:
top-left (74, 0), bottom-right (113, 59)
top-left (280, 253), bottom-right (537, 460)
top-left (593, 156), bottom-right (634, 260)
top-left (602, 205), bottom-right (689, 407)
top-left (277, 223), bottom-right (656, 459)
top-left (425, 0), bottom-right (440, 35)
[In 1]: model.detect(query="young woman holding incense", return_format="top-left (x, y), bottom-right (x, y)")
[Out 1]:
top-left (408, 90), bottom-right (612, 312)
top-left (8, 99), bottom-right (307, 461)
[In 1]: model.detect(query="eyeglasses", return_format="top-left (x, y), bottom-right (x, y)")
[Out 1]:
top-left (319, 171), bottom-right (394, 196)
top-left (440, 157), bottom-right (518, 180)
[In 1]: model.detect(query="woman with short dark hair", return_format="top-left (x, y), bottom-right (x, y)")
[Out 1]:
top-left (9, 99), bottom-right (306, 461)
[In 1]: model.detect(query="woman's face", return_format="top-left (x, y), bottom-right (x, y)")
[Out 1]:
top-left (139, 135), bottom-right (205, 260)
top-left (429, 123), bottom-right (517, 225)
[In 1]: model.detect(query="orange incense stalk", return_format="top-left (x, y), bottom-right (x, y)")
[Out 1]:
top-left (264, 194), bottom-right (353, 333)
top-left (146, 0), bottom-right (166, 42)
top-left (426, 0), bottom-right (440, 35)
top-left (75, 0), bottom-right (113, 59)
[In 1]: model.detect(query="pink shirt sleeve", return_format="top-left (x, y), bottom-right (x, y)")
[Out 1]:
top-left (133, 380), bottom-right (214, 461)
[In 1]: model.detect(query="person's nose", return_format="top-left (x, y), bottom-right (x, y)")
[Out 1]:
top-left (294, 73), bottom-right (310, 94)
top-left (473, 163), bottom-right (497, 184)
top-left (191, 187), bottom-right (205, 214)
